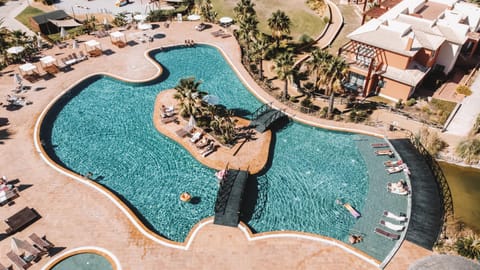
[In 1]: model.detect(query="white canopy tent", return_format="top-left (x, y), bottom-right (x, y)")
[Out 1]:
top-left (85, 39), bottom-right (101, 51)
top-left (19, 63), bottom-right (39, 75)
top-left (40, 55), bottom-right (57, 67)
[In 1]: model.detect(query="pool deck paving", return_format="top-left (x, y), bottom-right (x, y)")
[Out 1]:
top-left (0, 16), bottom-right (439, 270)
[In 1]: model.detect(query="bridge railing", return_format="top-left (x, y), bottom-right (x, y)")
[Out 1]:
top-left (403, 129), bottom-right (454, 240)
top-left (251, 102), bottom-right (273, 120)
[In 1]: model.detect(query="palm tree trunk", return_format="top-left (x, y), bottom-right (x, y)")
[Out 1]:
top-left (284, 79), bottom-right (289, 100)
top-left (259, 59), bottom-right (263, 80)
top-left (328, 92), bottom-right (335, 117)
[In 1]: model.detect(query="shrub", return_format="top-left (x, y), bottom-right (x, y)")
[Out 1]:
top-left (300, 97), bottom-right (312, 108)
top-left (298, 34), bottom-right (313, 45)
top-left (289, 96), bottom-right (298, 103)
top-left (456, 85), bottom-right (472, 96)
top-left (395, 99), bottom-right (403, 109)
top-left (319, 107), bottom-right (328, 118)
top-left (406, 98), bottom-right (416, 106)
top-left (416, 127), bottom-right (447, 156)
top-left (471, 114), bottom-right (480, 135)
top-left (456, 138), bottom-right (480, 164)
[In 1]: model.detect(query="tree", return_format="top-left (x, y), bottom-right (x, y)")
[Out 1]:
top-left (455, 236), bottom-right (480, 260)
top-left (174, 77), bottom-right (204, 118)
top-left (267, 10), bottom-right (291, 47)
top-left (233, 0), bottom-right (255, 22)
top-left (274, 52), bottom-right (295, 100)
top-left (306, 48), bottom-right (332, 92)
top-left (198, 0), bottom-right (217, 23)
top-left (251, 34), bottom-right (270, 80)
top-left (322, 55), bottom-right (347, 116)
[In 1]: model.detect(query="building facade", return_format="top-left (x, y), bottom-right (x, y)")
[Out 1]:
top-left (339, 0), bottom-right (480, 102)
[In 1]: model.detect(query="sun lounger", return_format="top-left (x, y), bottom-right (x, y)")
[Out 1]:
top-left (175, 128), bottom-right (189, 138)
top-left (386, 163), bottom-right (407, 174)
top-left (383, 211), bottom-right (407, 222)
top-left (6, 251), bottom-right (28, 270)
top-left (0, 188), bottom-right (19, 206)
top-left (380, 220), bottom-right (405, 231)
top-left (384, 160), bottom-right (403, 167)
top-left (161, 116), bottom-right (177, 124)
top-left (375, 149), bottom-right (394, 157)
top-left (190, 131), bottom-right (202, 143)
top-left (371, 143), bottom-right (389, 148)
top-left (201, 142), bottom-right (216, 157)
top-left (374, 227), bottom-right (400, 240)
top-left (28, 233), bottom-right (53, 251)
top-left (196, 138), bottom-right (210, 149)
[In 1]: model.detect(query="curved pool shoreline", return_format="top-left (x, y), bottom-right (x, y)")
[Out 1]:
top-left (33, 43), bottom-right (410, 267)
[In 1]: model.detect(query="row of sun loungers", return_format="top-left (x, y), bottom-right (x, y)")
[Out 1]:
top-left (3, 233), bottom-right (54, 270)
top-left (61, 52), bottom-right (88, 66)
top-left (374, 211), bottom-right (408, 240)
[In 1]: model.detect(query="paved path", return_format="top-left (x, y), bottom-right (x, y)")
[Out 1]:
top-left (0, 0), bottom-right (35, 35)
top-left (444, 73), bottom-right (480, 136)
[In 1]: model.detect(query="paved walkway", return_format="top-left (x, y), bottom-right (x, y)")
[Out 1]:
top-left (0, 3), bottom-right (448, 270)
top-left (444, 72), bottom-right (480, 136)
top-left (0, 0), bottom-right (35, 35)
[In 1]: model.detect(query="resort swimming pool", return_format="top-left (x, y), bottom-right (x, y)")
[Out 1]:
top-left (41, 45), bottom-right (372, 252)
top-left (50, 252), bottom-right (113, 270)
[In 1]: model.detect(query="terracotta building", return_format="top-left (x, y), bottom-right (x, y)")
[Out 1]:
top-left (339, 0), bottom-right (480, 101)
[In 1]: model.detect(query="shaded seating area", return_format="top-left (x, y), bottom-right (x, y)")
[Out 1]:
top-left (19, 63), bottom-right (40, 83)
top-left (28, 233), bottom-right (54, 252)
top-left (214, 169), bottom-right (249, 227)
top-left (85, 39), bottom-right (102, 57)
top-left (4, 207), bottom-right (40, 235)
top-left (110, 31), bottom-right (127, 48)
top-left (7, 250), bottom-right (29, 270)
top-left (40, 55), bottom-right (59, 74)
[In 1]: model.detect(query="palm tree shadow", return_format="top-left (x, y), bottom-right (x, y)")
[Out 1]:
top-left (0, 128), bottom-right (13, 144)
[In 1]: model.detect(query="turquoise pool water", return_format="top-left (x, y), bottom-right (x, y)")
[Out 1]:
top-left (50, 253), bottom-right (112, 270)
top-left (41, 45), bottom-right (369, 244)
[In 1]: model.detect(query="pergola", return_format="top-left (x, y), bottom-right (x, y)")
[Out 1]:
top-left (85, 39), bottom-right (102, 57)
top-left (110, 31), bottom-right (127, 48)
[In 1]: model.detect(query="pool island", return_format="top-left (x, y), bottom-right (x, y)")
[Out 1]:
top-left (153, 90), bottom-right (272, 174)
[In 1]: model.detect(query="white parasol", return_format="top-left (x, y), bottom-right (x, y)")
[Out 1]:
top-left (187, 14), bottom-right (201, 21)
top-left (60, 27), bottom-right (66, 39)
top-left (219, 17), bottom-right (233, 24)
top-left (72, 40), bottom-right (79, 49)
top-left (13, 73), bottom-right (22, 86)
top-left (188, 115), bottom-right (196, 128)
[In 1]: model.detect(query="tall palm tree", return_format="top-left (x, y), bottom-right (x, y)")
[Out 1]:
top-left (322, 55), bottom-right (347, 116)
top-left (274, 51), bottom-right (295, 100)
top-left (251, 34), bottom-right (271, 80)
top-left (198, 0), bottom-right (217, 23)
top-left (306, 48), bottom-right (332, 92)
top-left (174, 77), bottom-right (203, 118)
top-left (233, 0), bottom-right (255, 22)
top-left (267, 10), bottom-right (291, 48)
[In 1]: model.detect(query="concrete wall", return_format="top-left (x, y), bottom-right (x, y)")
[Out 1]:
top-left (378, 78), bottom-right (412, 101)
top-left (435, 41), bottom-right (461, 74)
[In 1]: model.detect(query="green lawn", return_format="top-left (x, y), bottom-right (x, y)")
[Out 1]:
top-left (14, 6), bottom-right (44, 31)
top-left (210, 0), bottom-right (326, 40)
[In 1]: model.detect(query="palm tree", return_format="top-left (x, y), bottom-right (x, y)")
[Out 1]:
top-left (322, 55), bottom-right (347, 116)
top-left (198, 0), bottom-right (217, 23)
top-left (233, 0), bottom-right (255, 22)
top-left (455, 236), bottom-right (480, 260)
top-left (267, 10), bottom-right (291, 48)
top-left (306, 48), bottom-right (332, 92)
top-left (274, 51), bottom-right (295, 100)
top-left (174, 77), bottom-right (203, 118)
top-left (251, 34), bottom-right (270, 80)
